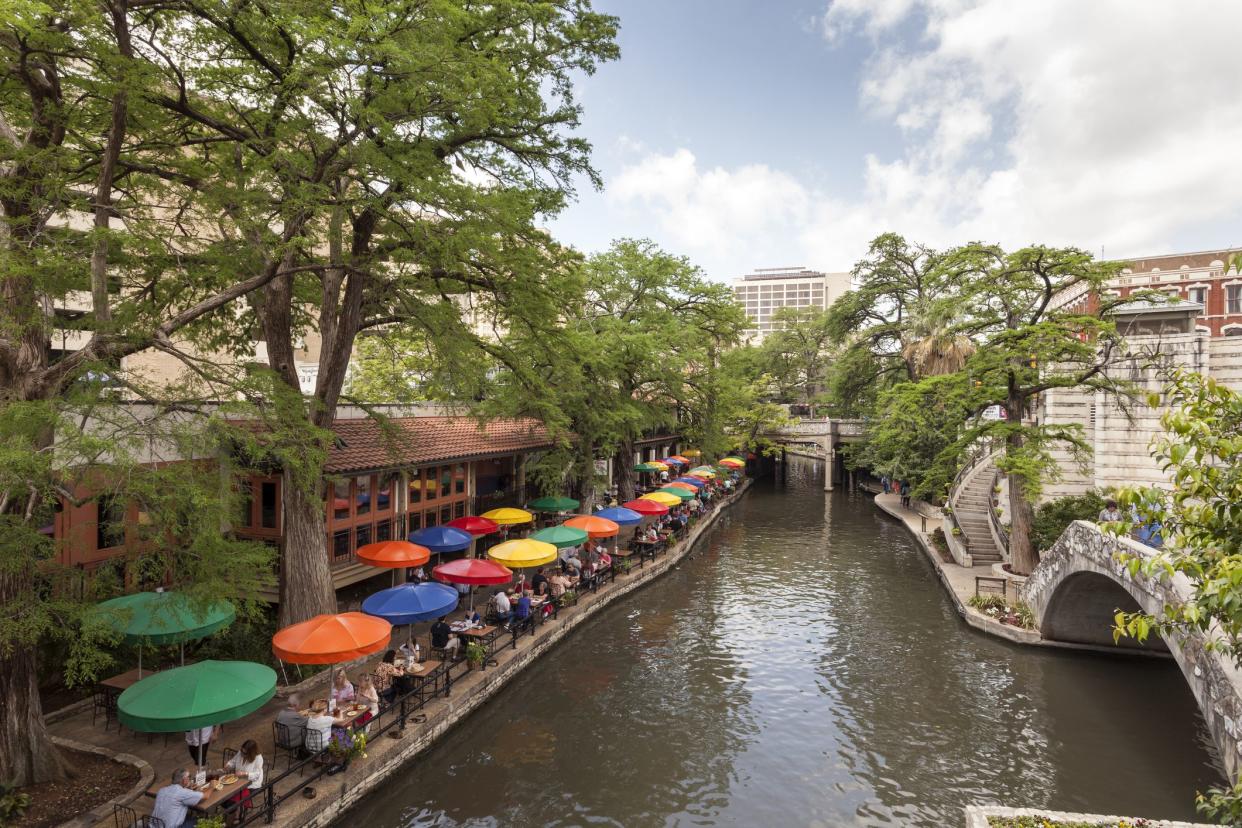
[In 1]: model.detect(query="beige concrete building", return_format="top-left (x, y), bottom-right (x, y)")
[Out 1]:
top-left (731, 267), bottom-right (852, 340)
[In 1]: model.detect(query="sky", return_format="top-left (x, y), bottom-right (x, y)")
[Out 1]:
top-left (547, 0), bottom-right (1242, 281)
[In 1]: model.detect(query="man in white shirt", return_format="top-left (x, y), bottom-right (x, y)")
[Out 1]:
top-left (492, 589), bottom-right (512, 626)
top-left (152, 769), bottom-right (204, 828)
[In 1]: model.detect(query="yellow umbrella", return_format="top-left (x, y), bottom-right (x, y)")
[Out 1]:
top-left (487, 538), bottom-right (558, 569)
top-left (640, 491), bottom-right (682, 507)
top-left (648, 461), bottom-right (669, 471)
top-left (682, 449), bottom-right (701, 458)
top-left (687, 470), bottom-right (715, 480)
top-left (481, 507), bottom-right (534, 526)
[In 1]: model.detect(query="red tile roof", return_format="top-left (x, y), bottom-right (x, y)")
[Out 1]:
top-left (324, 416), bottom-right (554, 474)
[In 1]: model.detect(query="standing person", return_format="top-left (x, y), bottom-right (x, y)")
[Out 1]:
top-left (224, 739), bottom-right (264, 824)
top-left (185, 725), bottom-right (214, 767)
top-left (881, 475), bottom-right (890, 494)
top-left (900, 481), bottom-right (911, 509)
top-left (152, 769), bottom-right (205, 828)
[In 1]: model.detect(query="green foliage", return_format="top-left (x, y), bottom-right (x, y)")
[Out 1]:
top-left (967, 595), bottom-right (1036, 629)
top-left (464, 640), bottom-right (487, 665)
top-left (1197, 777), bottom-right (1242, 826)
top-left (1030, 491), bottom-right (1108, 553)
top-left (986, 817), bottom-right (1152, 828)
top-left (1109, 369), bottom-right (1242, 662)
top-left (754, 307), bottom-right (836, 406)
top-left (0, 784), bottom-right (31, 826)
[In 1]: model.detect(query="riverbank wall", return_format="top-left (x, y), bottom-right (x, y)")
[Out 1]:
top-left (295, 479), bottom-right (753, 828)
top-left (964, 804), bottom-right (1213, 827)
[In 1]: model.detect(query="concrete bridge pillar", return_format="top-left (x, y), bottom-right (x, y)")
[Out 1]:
top-left (822, 438), bottom-right (834, 492)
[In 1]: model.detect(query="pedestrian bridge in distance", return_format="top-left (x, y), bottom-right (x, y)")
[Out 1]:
top-left (1024, 520), bottom-right (1242, 780)
top-left (761, 419), bottom-right (868, 490)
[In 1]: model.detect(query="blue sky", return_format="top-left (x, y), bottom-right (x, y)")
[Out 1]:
top-left (549, 0), bottom-right (1242, 281)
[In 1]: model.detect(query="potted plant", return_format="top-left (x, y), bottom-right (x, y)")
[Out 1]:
top-left (326, 729), bottom-right (367, 772)
top-left (465, 640), bottom-right (486, 669)
top-left (196, 818), bottom-right (226, 828)
top-left (558, 589), bottom-right (578, 608)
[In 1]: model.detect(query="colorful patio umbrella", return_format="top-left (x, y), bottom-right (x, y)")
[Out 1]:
top-left (488, 538), bottom-right (558, 569)
top-left (720, 458), bottom-right (745, 468)
top-left (446, 516), bottom-right (501, 536)
top-left (93, 590), bottom-right (236, 676)
top-left (481, 507), bottom-right (534, 526)
top-left (623, 498), bottom-right (669, 516)
top-left (356, 540), bottom-right (431, 569)
top-left (648, 461), bottom-right (670, 471)
top-left (562, 515), bottom-right (620, 538)
top-left (665, 481), bottom-right (698, 492)
top-left (530, 525), bottom-right (590, 548)
top-left (634, 462), bottom-right (662, 473)
top-left (527, 496), bottom-right (580, 513)
top-left (593, 506), bottom-right (642, 526)
top-left (674, 476), bottom-right (706, 488)
top-left (690, 465), bottom-right (716, 474)
top-left (272, 612), bottom-right (392, 665)
top-left (660, 457), bottom-right (686, 467)
top-left (682, 449), bottom-right (701, 457)
top-left (433, 558), bottom-right (514, 586)
top-left (118, 660), bottom-right (276, 746)
top-left (362, 582), bottom-right (459, 626)
top-left (408, 525), bottom-right (474, 553)
top-left (639, 491), bottom-right (682, 507)
top-left (668, 455), bottom-right (690, 464)
top-left (656, 486), bottom-right (695, 502)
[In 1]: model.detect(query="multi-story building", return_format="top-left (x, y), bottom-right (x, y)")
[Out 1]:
top-left (731, 267), bottom-right (852, 340)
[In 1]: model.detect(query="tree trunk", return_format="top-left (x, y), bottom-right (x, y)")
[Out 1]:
top-left (1007, 471), bottom-right (1038, 576)
top-left (277, 472), bottom-right (336, 626)
top-left (0, 640), bottom-right (67, 786)
top-left (613, 438), bottom-right (636, 502)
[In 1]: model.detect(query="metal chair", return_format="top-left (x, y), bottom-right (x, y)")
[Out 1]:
top-left (93, 688), bottom-right (118, 730)
top-left (112, 803), bottom-right (165, 827)
top-left (272, 721), bottom-right (303, 772)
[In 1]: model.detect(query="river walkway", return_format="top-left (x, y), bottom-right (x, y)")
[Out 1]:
top-left (53, 480), bottom-right (751, 828)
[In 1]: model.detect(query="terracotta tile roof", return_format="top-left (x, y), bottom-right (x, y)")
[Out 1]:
top-left (324, 416), bottom-right (554, 474)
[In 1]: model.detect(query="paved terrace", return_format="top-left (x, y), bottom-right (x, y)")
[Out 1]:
top-left (53, 481), bottom-right (751, 828)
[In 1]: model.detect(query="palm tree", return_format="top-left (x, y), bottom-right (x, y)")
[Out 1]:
top-left (901, 298), bottom-right (976, 378)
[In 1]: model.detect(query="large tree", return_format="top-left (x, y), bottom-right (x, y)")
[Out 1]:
top-left (757, 307), bottom-right (836, 408)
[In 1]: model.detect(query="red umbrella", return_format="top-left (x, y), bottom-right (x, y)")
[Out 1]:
top-left (623, 498), bottom-right (669, 516)
top-left (446, 516), bottom-right (500, 537)
top-left (432, 558), bottom-right (514, 586)
top-left (356, 540), bottom-right (431, 569)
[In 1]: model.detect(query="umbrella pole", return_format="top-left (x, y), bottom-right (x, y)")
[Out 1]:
top-left (138, 647), bottom-right (143, 680)
top-left (180, 642), bottom-right (185, 667)
top-left (278, 659), bottom-right (289, 686)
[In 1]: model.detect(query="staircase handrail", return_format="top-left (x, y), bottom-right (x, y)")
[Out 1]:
top-left (987, 467), bottom-right (1011, 556)
top-left (948, 436), bottom-right (1001, 514)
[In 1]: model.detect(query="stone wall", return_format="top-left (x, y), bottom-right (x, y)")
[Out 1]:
top-left (1024, 520), bottom-right (1242, 780)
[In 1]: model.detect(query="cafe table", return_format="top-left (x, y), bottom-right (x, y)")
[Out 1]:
top-left (98, 666), bottom-right (151, 695)
top-left (146, 775), bottom-right (249, 815)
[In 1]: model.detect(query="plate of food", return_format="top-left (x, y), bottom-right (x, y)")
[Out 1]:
top-left (220, 774), bottom-right (239, 785)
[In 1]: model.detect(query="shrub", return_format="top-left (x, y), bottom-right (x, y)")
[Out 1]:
top-left (1031, 490), bottom-right (1108, 552)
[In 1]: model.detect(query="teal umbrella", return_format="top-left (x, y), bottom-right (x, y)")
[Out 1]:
top-left (118, 660), bottom-right (277, 760)
top-left (530, 525), bottom-right (589, 549)
top-left (528, 496), bottom-right (580, 513)
top-left (95, 591), bottom-right (235, 646)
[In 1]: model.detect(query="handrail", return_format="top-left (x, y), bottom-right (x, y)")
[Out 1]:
top-left (987, 467), bottom-right (1011, 555)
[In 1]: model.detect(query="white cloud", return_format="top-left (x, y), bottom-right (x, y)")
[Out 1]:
top-left (607, 1), bottom-right (1242, 276)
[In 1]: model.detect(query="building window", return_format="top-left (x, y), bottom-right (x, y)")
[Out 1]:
top-left (377, 473), bottom-right (396, 511)
top-left (333, 482), bottom-right (350, 520)
top-left (408, 512), bottom-right (422, 534)
top-left (425, 511), bottom-right (438, 527)
top-left (1225, 326), bottom-right (1242, 337)
top-left (439, 467), bottom-right (452, 498)
top-left (376, 519), bottom-right (392, 542)
top-left (238, 482), bottom-right (253, 528)
top-left (260, 481), bottom-right (278, 529)
top-left (355, 475), bottom-right (371, 516)
top-left (1228, 285), bottom-right (1242, 314)
top-left (455, 501), bottom-right (466, 519)
top-left (408, 469), bottom-right (422, 504)
top-left (425, 467), bottom-right (437, 501)
top-left (332, 529), bottom-right (352, 562)
top-left (355, 522), bottom-right (372, 550)
top-left (454, 464), bottom-right (466, 495)
top-left (97, 495), bottom-right (126, 550)
top-left (1189, 286), bottom-right (1207, 306)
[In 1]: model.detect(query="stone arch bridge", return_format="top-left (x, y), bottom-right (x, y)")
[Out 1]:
top-left (762, 419), bottom-right (867, 491)
top-left (1024, 520), bottom-right (1242, 779)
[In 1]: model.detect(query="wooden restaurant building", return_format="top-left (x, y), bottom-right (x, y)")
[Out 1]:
top-left (49, 409), bottom-right (683, 600)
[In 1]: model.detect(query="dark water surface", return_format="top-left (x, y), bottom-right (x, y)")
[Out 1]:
top-left (341, 458), bottom-right (1221, 827)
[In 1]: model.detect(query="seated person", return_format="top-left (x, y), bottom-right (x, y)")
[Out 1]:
top-left (491, 589), bottom-right (512, 626)
top-left (598, 550), bottom-right (612, 569)
top-left (275, 696), bottom-right (308, 749)
top-left (152, 769), bottom-right (205, 828)
top-left (431, 616), bottom-right (460, 658)
top-left (374, 650), bottom-right (404, 702)
top-left (330, 671), bottom-right (355, 705)
top-left (355, 676), bottom-right (380, 725)
top-left (514, 591), bottom-right (532, 623)
top-left (530, 567), bottom-right (548, 596)
top-left (304, 707), bottom-right (351, 753)
top-left (563, 552), bottom-right (582, 574)
top-left (547, 571), bottom-right (570, 598)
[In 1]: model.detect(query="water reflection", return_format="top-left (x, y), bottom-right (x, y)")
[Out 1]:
top-left (340, 456), bottom-right (1220, 827)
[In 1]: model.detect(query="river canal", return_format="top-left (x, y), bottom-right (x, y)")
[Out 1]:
top-left (342, 458), bottom-right (1221, 827)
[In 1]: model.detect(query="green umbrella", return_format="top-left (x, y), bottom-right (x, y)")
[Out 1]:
top-left (690, 465), bottom-right (715, 474)
top-left (94, 590), bottom-right (235, 676)
top-left (527, 496), bottom-right (580, 513)
top-left (530, 525), bottom-right (589, 549)
top-left (634, 463), bottom-right (661, 472)
top-left (118, 660), bottom-right (276, 737)
top-left (657, 486), bottom-right (696, 501)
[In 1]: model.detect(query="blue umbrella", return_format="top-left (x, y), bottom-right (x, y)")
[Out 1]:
top-left (362, 583), bottom-right (459, 627)
top-left (594, 506), bottom-right (643, 526)
top-left (408, 525), bottom-right (473, 553)
top-left (673, 476), bottom-right (706, 488)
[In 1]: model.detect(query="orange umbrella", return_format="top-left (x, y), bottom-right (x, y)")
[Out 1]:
top-left (356, 540), bottom-right (431, 569)
top-left (272, 612), bottom-right (392, 664)
top-left (562, 515), bottom-right (620, 538)
top-left (665, 481), bottom-right (697, 492)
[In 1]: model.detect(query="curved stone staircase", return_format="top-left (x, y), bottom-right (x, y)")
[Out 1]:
top-left (951, 458), bottom-right (1005, 565)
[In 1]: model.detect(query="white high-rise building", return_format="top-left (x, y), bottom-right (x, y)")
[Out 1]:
top-left (731, 267), bottom-right (852, 340)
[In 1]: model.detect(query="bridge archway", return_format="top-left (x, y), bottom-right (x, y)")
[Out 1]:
top-left (1040, 571), bottom-right (1168, 653)
top-left (1025, 520), bottom-right (1241, 778)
